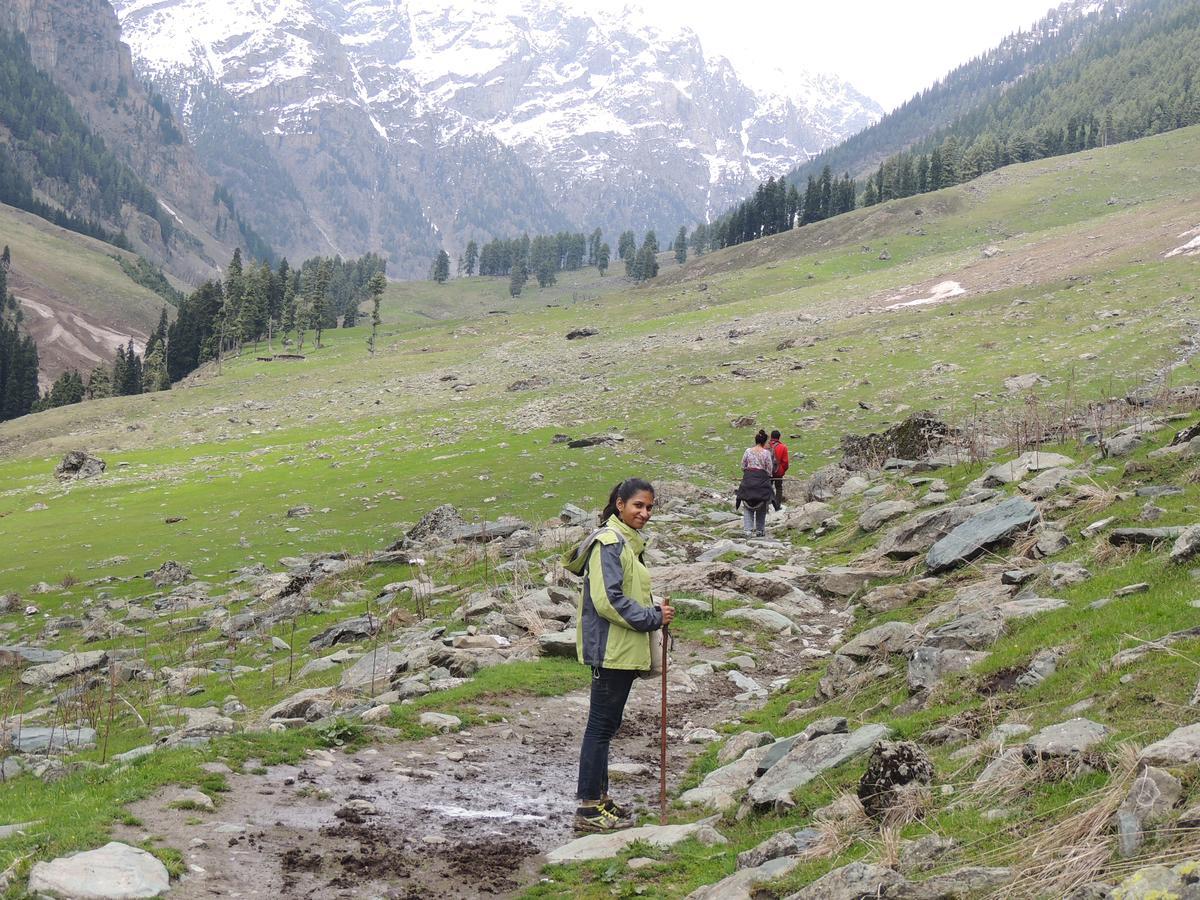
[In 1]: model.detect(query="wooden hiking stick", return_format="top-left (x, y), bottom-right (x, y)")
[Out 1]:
top-left (659, 594), bottom-right (670, 825)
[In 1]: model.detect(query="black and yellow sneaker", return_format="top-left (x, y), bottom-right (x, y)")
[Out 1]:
top-left (574, 803), bottom-right (625, 833)
top-left (599, 797), bottom-right (632, 820)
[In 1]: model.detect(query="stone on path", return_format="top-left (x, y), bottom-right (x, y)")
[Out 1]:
top-left (170, 788), bottom-right (215, 812)
top-left (537, 631), bottom-right (577, 658)
top-left (721, 607), bottom-right (794, 633)
top-left (926, 497), bottom-right (1040, 573)
top-left (717, 731), bottom-right (774, 766)
top-left (28, 842), bottom-right (169, 899)
top-left (418, 712), bottom-right (461, 732)
top-left (546, 818), bottom-right (726, 863)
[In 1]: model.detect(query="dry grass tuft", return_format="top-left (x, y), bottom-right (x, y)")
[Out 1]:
top-left (989, 743), bottom-right (1141, 898)
top-left (802, 793), bottom-right (872, 860)
top-left (882, 783), bottom-right (933, 828)
top-left (1090, 538), bottom-right (1138, 568)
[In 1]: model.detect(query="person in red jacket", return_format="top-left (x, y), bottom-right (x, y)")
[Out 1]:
top-left (768, 429), bottom-right (789, 510)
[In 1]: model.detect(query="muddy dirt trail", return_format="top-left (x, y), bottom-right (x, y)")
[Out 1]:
top-left (116, 633), bottom-right (838, 898)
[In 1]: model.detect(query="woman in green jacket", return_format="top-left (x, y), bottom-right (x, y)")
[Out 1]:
top-left (562, 477), bottom-right (675, 832)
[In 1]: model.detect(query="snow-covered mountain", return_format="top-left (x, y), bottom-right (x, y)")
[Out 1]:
top-left (112, 0), bottom-right (882, 275)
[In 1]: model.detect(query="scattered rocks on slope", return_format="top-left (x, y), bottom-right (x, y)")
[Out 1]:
top-left (565, 327), bottom-right (599, 340)
top-left (1139, 723), bottom-right (1200, 767)
top-left (840, 412), bottom-right (955, 469)
top-left (1114, 766), bottom-right (1181, 857)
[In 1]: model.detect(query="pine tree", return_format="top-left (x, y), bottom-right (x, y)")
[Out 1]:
top-left (1, 245), bottom-right (9, 271)
top-left (617, 230), bottom-right (636, 261)
top-left (86, 364), bottom-right (111, 399)
top-left (464, 241), bottom-right (478, 276)
top-left (367, 272), bottom-right (385, 356)
top-left (509, 260), bottom-right (527, 297)
top-left (311, 259), bottom-right (332, 348)
top-left (674, 226), bottom-right (687, 264)
top-left (431, 250), bottom-right (450, 283)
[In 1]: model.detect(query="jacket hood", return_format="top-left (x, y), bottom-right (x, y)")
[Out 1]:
top-left (562, 514), bottom-right (647, 574)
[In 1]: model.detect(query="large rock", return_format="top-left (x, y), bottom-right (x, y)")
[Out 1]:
top-left (680, 744), bottom-right (774, 811)
top-left (20, 650), bottom-right (107, 686)
top-left (878, 505), bottom-right (983, 560)
top-left (921, 613), bottom-right (1004, 650)
top-left (653, 563), bottom-right (820, 611)
top-left (861, 579), bottom-right (940, 613)
top-left (722, 607), bottom-right (794, 633)
top-left (804, 565), bottom-right (894, 598)
top-left (1023, 718), bottom-right (1110, 762)
top-left (784, 862), bottom-right (906, 899)
top-left (0, 646), bottom-right (65, 667)
top-left (840, 413), bottom-right (955, 469)
top-left (404, 504), bottom-right (467, 544)
top-left (5, 726), bottom-right (97, 753)
top-left (857, 740), bottom-right (933, 820)
top-left (837, 621), bottom-right (914, 661)
top-left (1170, 526), bottom-right (1200, 563)
top-left (747, 723), bottom-right (891, 812)
top-left (339, 646), bottom-right (410, 692)
top-left (1108, 527), bottom-right (1185, 547)
top-left (148, 560), bottom-right (191, 587)
top-left (537, 631), bottom-right (577, 658)
top-left (717, 731), bottom-right (774, 766)
top-left (1139, 723), bottom-right (1200, 767)
top-left (686, 855), bottom-right (800, 900)
top-left (262, 688), bottom-right (334, 724)
top-left (1115, 766), bottom-right (1182, 857)
top-left (546, 818), bottom-right (726, 863)
top-left (54, 450), bottom-right (106, 482)
top-left (981, 451), bottom-right (1074, 487)
top-left (28, 842), bottom-right (169, 898)
top-left (859, 500), bottom-right (915, 533)
top-left (907, 647), bottom-right (989, 693)
top-left (308, 615), bottom-right (379, 649)
top-left (926, 498), bottom-right (1040, 573)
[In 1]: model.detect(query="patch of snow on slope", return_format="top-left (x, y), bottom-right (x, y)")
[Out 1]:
top-left (885, 281), bottom-right (967, 311)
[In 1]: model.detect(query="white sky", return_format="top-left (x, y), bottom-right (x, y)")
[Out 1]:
top-left (672, 0), bottom-right (1063, 111)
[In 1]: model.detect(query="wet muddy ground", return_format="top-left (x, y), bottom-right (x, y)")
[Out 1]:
top-left (116, 637), bottom-right (827, 898)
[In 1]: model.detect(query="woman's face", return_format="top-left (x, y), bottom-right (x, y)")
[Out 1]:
top-left (616, 490), bottom-right (655, 530)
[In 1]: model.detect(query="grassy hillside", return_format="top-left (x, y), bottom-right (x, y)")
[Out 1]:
top-left (0, 126), bottom-right (1199, 897)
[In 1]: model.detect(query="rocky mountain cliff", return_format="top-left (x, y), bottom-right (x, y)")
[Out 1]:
top-left (0, 0), bottom-right (269, 283)
top-left (112, 0), bottom-right (881, 275)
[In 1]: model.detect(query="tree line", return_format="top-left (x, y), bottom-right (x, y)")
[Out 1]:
top-left (0, 251), bottom-right (38, 423)
top-left (431, 226), bottom-right (704, 292)
top-left (166, 249), bottom-right (386, 383)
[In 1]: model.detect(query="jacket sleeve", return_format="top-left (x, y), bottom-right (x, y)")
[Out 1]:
top-left (587, 542), bottom-right (662, 633)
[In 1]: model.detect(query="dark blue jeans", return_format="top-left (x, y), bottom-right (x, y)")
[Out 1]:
top-left (576, 666), bottom-right (637, 802)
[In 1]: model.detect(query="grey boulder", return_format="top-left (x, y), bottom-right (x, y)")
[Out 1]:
top-left (926, 497), bottom-right (1040, 572)
top-left (28, 842), bottom-right (169, 898)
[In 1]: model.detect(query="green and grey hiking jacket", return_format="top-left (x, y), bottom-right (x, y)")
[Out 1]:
top-left (563, 515), bottom-right (662, 670)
